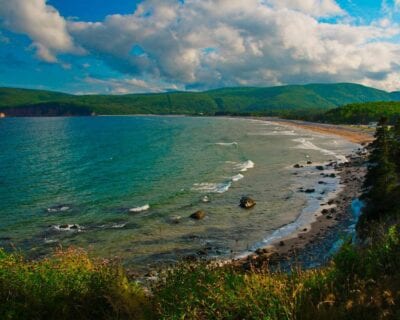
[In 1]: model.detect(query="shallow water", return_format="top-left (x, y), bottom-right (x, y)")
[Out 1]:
top-left (0, 116), bottom-right (358, 270)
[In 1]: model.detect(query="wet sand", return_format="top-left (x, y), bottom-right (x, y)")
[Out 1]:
top-left (271, 118), bottom-right (374, 144)
top-left (231, 118), bottom-right (371, 270)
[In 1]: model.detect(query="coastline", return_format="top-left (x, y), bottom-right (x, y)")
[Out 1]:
top-left (230, 118), bottom-right (371, 270)
top-left (267, 118), bottom-right (374, 144)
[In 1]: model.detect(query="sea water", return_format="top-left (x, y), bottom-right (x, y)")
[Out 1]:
top-left (0, 116), bottom-right (358, 270)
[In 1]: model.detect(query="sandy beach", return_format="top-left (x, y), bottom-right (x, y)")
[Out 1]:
top-left (231, 118), bottom-right (372, 270)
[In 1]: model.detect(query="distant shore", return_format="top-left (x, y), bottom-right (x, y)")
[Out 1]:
top-left (268, 118), bottom-right (374, 144)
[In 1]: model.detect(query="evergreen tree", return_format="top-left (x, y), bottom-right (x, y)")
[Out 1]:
top-left (363, 117), bottom-right (398, 220)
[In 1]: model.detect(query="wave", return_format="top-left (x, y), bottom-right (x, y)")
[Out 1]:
top-left (235, 160), bottom-right (255, 172)
top-left (215, 142), bottom-right (238, 146)
top-left (249, 130), bottom-right (297, 136)
top-left (231, 173), bottom-right (244, 182)
top-left (110, 223), bottom-right (127, 229)
top-left (192, 182), bottom-right (231, 193)
top-left (292, 138), bottom-right (347, 162)
top-left (129, 204), bottom-right (150, 213)
top-left (51, 224), bottom-right (82, 232)
top-left (47, 205), bottom-right (70, 213)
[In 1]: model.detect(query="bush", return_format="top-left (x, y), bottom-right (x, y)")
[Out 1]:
top-left (0, 247), bottom-right (150, 320)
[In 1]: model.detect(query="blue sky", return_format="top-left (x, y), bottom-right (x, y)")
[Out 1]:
top-left (0, 0), bottom-right (399, 94)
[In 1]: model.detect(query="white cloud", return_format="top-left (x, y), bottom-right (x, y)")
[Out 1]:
top-left (67, 0), bottom-right (400, 90)
top-left (0, 0), bottom-right (81, 62)
top-left (1, 0), bottom-right (400, 91)
top-left (84, 76), bottom-right (181, 94)
top-left (265, 0), bottom-right (345, 17)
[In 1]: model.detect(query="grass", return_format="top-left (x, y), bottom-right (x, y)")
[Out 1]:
top-left (0, 247), bottom-right (150, 320)
top-left (152, 226), bottom-right (400, 319)
top-left (0, 229), bottom-right (399, 319)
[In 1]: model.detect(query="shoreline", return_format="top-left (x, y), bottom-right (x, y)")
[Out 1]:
top-left (266, 118), bottom-right (374, 144)
top-left (141, 118), bottom-right (371, 279)
top-left (229, 118), bottom-right (370, 270)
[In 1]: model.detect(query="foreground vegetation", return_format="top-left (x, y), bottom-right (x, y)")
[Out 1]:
top-left (1, 83), bottom-right (399, 117)
top-left (1, 121), bottom-right (400, 319)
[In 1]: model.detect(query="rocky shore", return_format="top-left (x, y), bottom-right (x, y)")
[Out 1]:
top-left (233, 138), bottom-right (369, 271)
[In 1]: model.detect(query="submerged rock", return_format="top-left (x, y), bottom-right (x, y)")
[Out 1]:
top-left (190, 210), bottom-right (206, 220)
top-left (239, 196), bottom-right (256, 209)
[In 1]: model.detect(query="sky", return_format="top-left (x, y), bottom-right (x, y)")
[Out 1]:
top-left (0, 0), bottom-right (399, 94)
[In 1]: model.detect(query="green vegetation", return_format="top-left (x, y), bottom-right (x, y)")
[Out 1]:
top-left (1, 83), bottom-right (399, 117)
top-left (358, 118), bottom-right (400, 231)
top-left (0, 247), bottom-right (149, 319)
top-left (322, 102), bottom-right (400, 124)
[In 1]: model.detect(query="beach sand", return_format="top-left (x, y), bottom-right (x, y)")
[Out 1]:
top-left (231, 119), bottom-right (371, 270)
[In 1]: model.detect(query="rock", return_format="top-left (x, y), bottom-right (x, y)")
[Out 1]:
top-left (305, 188), bottom-right (315, 193)
top-left (326, 215), bottom-right (333, 219)
top-left (321, 209), bottom-right (329, 214)
top-left (307, 161), bottom-right (313, 165)
top-left (279, 240), bottom-right (285, 246)
top-left (329, 173), bottom-right (336, 178)
top-left (190, 210), bottom-right (206, 220)
top-left (239, 196), bottom-right (256, 209)
top-left (255, 248), bottom-right (268, 255)
top-left (169, 216), bottom-right (182, 224)
top-left (69, 224), bottom-right (79, 230)
top-left (318, 181), bottom-right (327, 184)
top-left (293, 164), bottom-right (303, 168)
top-left (316, 165), bottom-right (324, 171)
top-left (59, 224), bottom-right (69, 229)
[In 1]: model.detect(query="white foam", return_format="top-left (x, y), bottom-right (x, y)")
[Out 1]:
top-left (47, 206), bottom-right (70, 213)
top-left (52, 224), bottom-right (82, 232)
top-left (235, 160), bottom-right (255, 172)
top-left (129, 204), bottom-right (150, 213)
top-left (249, 130), bottom-right (297, 136)
top-left (192, 182), bottom-right (231, 193)
top-left (292, 138), bottom-right (347, 163)
top-left (110, 223), bottom-right (127, 229)
top-left (215, 142), bottom-right (238, 146)
top-left (231, 173), bottom-right (244, 182)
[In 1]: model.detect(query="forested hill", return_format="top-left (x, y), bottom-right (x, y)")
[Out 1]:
top-left (0, 83), bottom-right (399, 116)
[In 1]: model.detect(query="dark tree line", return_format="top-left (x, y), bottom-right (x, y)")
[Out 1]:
top-left (360, 118), bottom-right (400, 226)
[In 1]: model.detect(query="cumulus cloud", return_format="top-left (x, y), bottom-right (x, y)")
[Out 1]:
top-left (1, 0), bottom-right (400, 91)
top-left (0, 0), bottom-right (81, 62)
top-left (84, 76), bottom-right (181, 94)
top-left (265, 0), bottom-right (345, 17)
top-left (66, 0), bottom-right (400, 90)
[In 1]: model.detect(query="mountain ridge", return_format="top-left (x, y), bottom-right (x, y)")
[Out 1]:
top-left (0, 83), bottom-right (399, 116)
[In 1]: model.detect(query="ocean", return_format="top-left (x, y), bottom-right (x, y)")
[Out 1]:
top-left (0, 116), bottom-right (358, 270)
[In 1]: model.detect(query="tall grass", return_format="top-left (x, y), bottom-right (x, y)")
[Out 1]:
top-left (0, 247), bottom-right (150, 320)
top-left (153, 226), bottom-right (400, 320)
top-left (1, 228), bottom-right (399, 319)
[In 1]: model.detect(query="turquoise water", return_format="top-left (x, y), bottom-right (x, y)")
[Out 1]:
top-left (0, 116), bottom-right (357, 270)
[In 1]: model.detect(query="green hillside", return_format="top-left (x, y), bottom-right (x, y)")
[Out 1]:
top-left (0, 83), bottom-right (399, 116)
top-left (322, 101), bottom-right (400, 124)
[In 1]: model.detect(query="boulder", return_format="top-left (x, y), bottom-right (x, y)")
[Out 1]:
top-left (316, 165), bottom-right (324, 171)
top-left (190, 210), bottom-right (206, 220)
top-left (305, 188), bottom-right (315, 193)
top-left (239, 196), bottom-right (256, 209)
